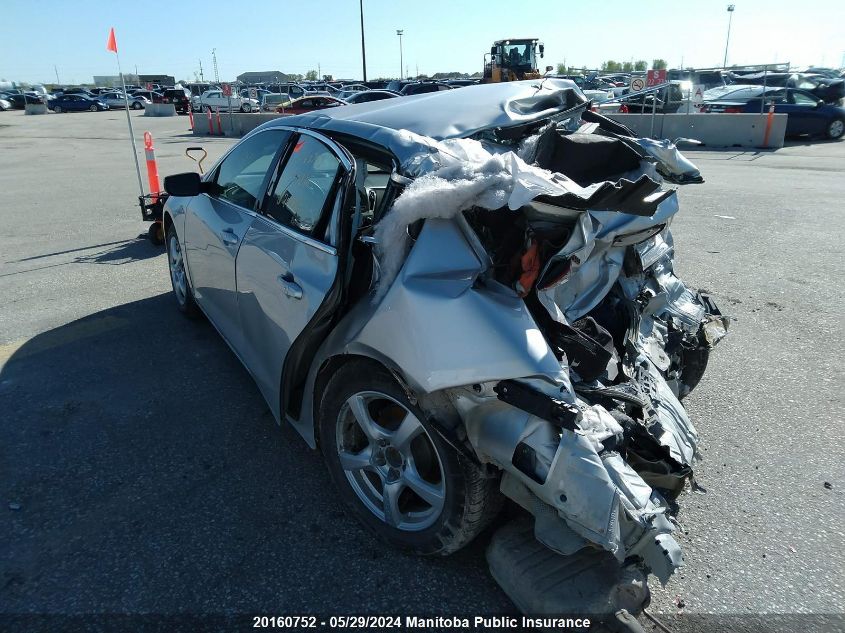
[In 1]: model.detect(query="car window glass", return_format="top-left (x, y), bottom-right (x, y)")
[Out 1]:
top-left (797, 79), bottom-right (816, 90)
top-left (792, 92), bottom-right (817, 105)
top-left (213, 130), bottom-right (287, 209)
top-left (264, 135), bottom-right (341, 238)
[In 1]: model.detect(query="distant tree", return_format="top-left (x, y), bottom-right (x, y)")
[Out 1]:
top-left (634, 60), bottom-right (647, 71)
top-left (288, 73), bottom-right (304, 82)
top-left (305, 69), bottom-right (318, 81)
top-left (652, 59), bottom-right (667, 70)
top-left (556, 63), bottom-right (567, 74)
top-left (600, 60), bottom-right (622, 72)
top-left (621, 61), bottom-right (633, 72)
top-left (469, 71), bottom-right (482, 78)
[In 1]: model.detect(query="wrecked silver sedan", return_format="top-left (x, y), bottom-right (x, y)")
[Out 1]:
top-left (162, 79), bottom-right (727, 619)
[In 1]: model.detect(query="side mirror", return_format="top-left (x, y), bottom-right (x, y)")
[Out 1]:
top-left (815, 100), bottom-right (823, 108)
top-left (164, 172), bottom-right (206, 197)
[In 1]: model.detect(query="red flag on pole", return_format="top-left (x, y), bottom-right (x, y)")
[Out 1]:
top-left (106, 27), bottom-right (118, 53)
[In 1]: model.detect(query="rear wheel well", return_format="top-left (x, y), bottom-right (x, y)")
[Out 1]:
top-left (163, 212), bottom-right (174, 233)
top-left (311, 354), bottom-right (409, 449)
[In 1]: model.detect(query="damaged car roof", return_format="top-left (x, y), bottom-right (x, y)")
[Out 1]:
top-left (254, 79), bottom-right (587, 162)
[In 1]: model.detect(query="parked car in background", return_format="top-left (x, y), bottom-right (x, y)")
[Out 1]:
top-left (385, 79), bottom-right (417, 93)
top-left (701, 87), bottom-right (845, 139)
top-left (0, 97), bottom-right (11, 111)
top-left (193, 89), bottom-right (259, 113)
top-left (619, 81), bottom-right (687, 113)
top-left (99, 92), bottom-right (150, 110)
top-left (60, 87), bottom-right (96, 97)
top-left (342, 90), bottom-right (401, 105)
top-left (48, 94), bottom-right (109, 113)
top-left (3, 93), bottom-right (45, 109)
top-left (729, 72), bottom-right (845, 104)
top-left (261, 93), bottom-right (294, 112)
top-left (161, 87), bottom-right (192, 113)
top-left (444, 79), bottom-right (479, 87)
top-left (265, 82), bottom-right (307, 101)
top-left (667, 69), bottom-right (728, 91)
top-left (129, 90), bottom-right (165, 104)
top-left (275, 95), bottom-right (346, 114)
top-left (399, 82), bottom-right (453, 96)
top-left (241, 88), bottom-right (272, 102)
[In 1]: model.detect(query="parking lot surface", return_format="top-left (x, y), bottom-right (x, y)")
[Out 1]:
top-left (1, 110), bottom-right (843, 628)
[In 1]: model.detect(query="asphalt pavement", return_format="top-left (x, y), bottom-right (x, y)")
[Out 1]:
top-left (1, 109), bottom-right (843, 631)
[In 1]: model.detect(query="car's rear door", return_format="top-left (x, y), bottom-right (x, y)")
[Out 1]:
top-left (235, 131), bottom-right (352, 414)
top-left (184, 129), bottom-right (291, 352)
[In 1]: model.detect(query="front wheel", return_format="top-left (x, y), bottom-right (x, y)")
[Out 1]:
top-left (89, 104), bottom-right (97, 112)
top-left (166, 224), bottom-right (201, 318)
top-left (318, 360), bottom-right (501, 555)
top-left (53, 106), bottom-right (62, 113)
top-left (132, 101), bottom-right (143, 110)
top-left (826, 118), bottom-right (844, 140)
top-left (241, 103), bottom-right (251, 113)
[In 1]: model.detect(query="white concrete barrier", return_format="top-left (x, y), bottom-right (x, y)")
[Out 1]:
top-left (192, 112), bottom-right (291, 137)
top-left (607, 113), bottom-right (788, 149)
top-left (25, 103), bottom-right (48, 115)
top-left (144, 103), bottom-right (177, 117)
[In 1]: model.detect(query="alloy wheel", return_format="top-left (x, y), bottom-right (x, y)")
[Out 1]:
top-left (829, 119), bottom-right (844, 139)
top-left (336, 391), bottom-right (446, 531)
top-left (168, 233), bottom-right (187, 305)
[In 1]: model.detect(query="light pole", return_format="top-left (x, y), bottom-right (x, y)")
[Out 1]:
top-left (212, 48), bottom-right (220, 83)
top-left (396, 29), bottom-right (404, 80)
top-left (723, 5), bottom-right (735, 69)
top-left (360, 0), bottom-right (367, 82)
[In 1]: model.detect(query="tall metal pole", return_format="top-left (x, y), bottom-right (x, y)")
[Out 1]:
top-left (115, 51), bottom-right (145, 199)
top-left (723, 5), bottom-right (735, 68)
top-left (396, 30), bottom-right (404, 80)
top-left (54, 65), bottom-right (60, 85)
top-left (199, 59), bottom-right (205, 82)
top-left (212, 49), bottom-right (220, 83)
top-left (359, 0), bottom-right (367, 82)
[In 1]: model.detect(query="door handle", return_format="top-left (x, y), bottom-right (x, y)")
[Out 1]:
top-left (220, 227), bottom-right (239, 245)
top-left (277, 274), bottom-right (303, 300)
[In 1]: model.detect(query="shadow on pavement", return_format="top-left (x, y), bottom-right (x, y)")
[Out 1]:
top-left (2, 238), bottom-right (163, 278)
top-left (0, 293), bottom-right (507, 616)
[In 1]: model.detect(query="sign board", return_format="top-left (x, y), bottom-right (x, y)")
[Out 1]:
top-left (691, 84), bottom-right (705, 110)
top-left (647, 69), bottom-right (667, 87)
top-left (248, 87), bottom-right (258, 100)
top-left (221, 83), bottom-right (232, 97)
top-left (630, 77), bottom-right (645, 92)
top-left (146, 83), bottom-right (153, 90)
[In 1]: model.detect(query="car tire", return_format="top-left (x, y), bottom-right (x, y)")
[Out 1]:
top-left (318, 359), bottom-right (501, 556)
top-left (132, 101), bottom-right (143, 110)
top-left (826, 118), bottom-right (845, 140)
top-left (240, 103), bottom-right (251, 113)
top-left (165, 224), bottom-right (201, 319)
top-left (53, 106), bottom-right (62, 113)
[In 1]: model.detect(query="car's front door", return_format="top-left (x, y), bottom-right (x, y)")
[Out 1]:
top-left (782, 90), bottom-right (827, 135)
top-left (184, 129), bottom-right (291, 352)
top-left (235, 131), bottom-right (352, 413)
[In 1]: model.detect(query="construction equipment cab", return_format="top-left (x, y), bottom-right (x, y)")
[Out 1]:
top-left (484, 39), bottom-right (544, 82)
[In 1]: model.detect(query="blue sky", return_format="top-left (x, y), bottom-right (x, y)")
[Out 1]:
top-left (2, 0), bottom-right (844, 84)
